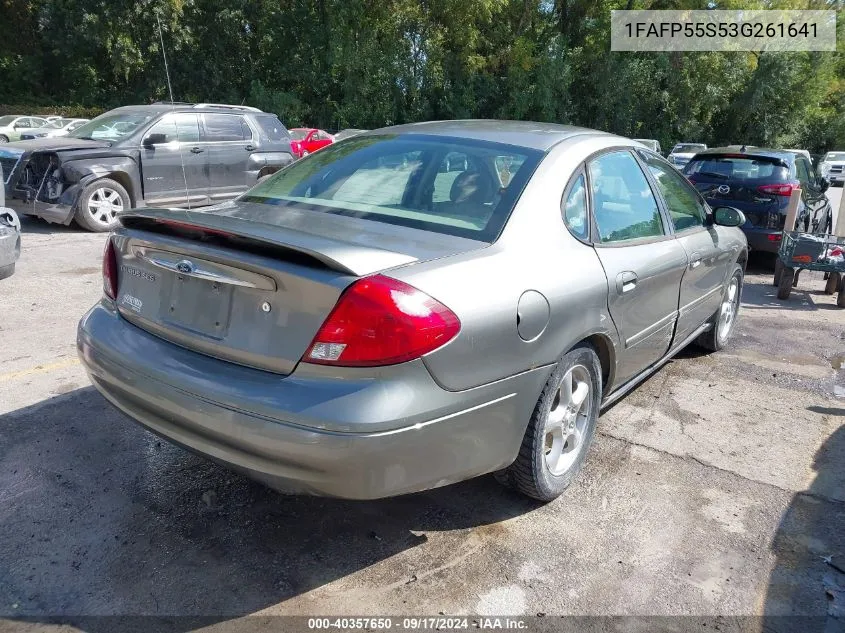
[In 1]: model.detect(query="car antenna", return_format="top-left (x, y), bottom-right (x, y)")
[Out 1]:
top-left (156, 12), bottom-right (191, 210)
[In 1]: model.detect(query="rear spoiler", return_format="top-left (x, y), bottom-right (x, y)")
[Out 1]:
top-left (118, 207), bottom-right (418, 277)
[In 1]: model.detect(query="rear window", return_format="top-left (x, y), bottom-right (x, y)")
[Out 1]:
top-left (290, 129), bottom-right (308, 140)
top-left (673, 144), bottom-right (706, 153)
top-left (254, 114), bottom-right (289, 141)
top-left (684, 155), bottom-right (789, 181)
top-left (239, 134), bottom-right (542, 242)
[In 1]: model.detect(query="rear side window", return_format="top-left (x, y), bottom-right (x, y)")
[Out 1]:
top-left (685, 155), bottom-right (789, 181)
top-left (203, 114), bottom-right (251, 141)
top-left (588, 150), bottom-right (664, 243)
top-left (795, 158), bottom-right (813, 186)
top-left (254, 115), bottom-right (289, 141)
top-left (239, 134), bottom-right (542, 242)
top-left (562, 173), bottom-right (588, 240)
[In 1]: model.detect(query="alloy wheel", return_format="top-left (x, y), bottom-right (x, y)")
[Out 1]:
top-left (86, 187), bottom-right (124, 226)
top-left (543, 365), bottom-right (592, 476)
top-left (717, 276), bottom-right (740, 344)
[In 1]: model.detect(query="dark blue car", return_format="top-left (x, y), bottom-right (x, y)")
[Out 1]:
top-left (683, 147), bottom-right (832, 253)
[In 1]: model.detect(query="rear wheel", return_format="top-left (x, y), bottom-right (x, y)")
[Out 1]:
top-left (73, 178), bottom-right (129, 232)
top-left (698, 265), bottom-right (743, 352)
top-left (495, 344), bottom-right (601, 502)
top-left (0, 135), bottom-right (8, 144)
top-left (777, 266), bottom-right (794, 300)
top-left (0, 263), bottom-right (14, 279)
top-left (825, 272), bottom-right (841, 295)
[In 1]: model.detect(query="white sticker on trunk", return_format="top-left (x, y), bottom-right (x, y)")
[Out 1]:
top-left (121, 294), bottom-right (143, 313)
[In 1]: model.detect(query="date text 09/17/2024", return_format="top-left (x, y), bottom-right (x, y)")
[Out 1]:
top-left (306, 618), bottom-right (528, 630)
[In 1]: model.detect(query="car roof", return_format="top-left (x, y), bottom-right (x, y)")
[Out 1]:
top-left (104, 104), bottom-right (263, 116)
top-left (363, 120), bottom-right (611, 152)
top-left (695, 146), bottom-right (796, 161)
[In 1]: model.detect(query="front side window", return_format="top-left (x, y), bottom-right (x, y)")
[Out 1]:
top-left (203, 114), bottom-right (251, 142)
top-left (70, 112), bottom-right (156, 141)
top-left (562, 173), bottom-right (589, 240)
top-left (641, 153), bottom-right (707, 231)
top-left (239, 134), bottom-right (541, 241)
top-left (146, 113), bottom-right (200, 143)
top-left (588, 150), bottom-right (664, 243)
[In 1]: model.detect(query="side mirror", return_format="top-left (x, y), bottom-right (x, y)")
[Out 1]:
top-left (143, 133), bottom-right (167, 148)
top-left (712, 206), bottom-right (746, 228)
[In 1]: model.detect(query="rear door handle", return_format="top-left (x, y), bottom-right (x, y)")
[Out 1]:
top-left (190, 146), bottom-right (204, 154)
top-left (689, 252), bottom-right (702, 269)
top-left (616, 271), bottom-right (638, 294)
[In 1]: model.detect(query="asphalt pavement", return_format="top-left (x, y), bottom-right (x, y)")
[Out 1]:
top-left (0, 189), bottom-right (844, 631)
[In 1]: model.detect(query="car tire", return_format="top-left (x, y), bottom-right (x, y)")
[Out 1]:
top-left (777, 266), bottom-right (794, 300)
top-left (0, 263), bottom-right (14, 280)
top-left (0, 135), bottom-right (8, 144)
top-left (697, 264), bottom-right (743, 353)
top-left (495, 344), bottom-right (602, 502)
top-left (73, 178), bottom-right (130, 233)
top-left (825, 272), bottom-right (841, 295)
top-left (773, 259), bottom-right (784, 286)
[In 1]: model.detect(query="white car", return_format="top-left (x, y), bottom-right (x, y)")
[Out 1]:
top-left (785, 149), bottom-right (812, 163)
top-left (819, 151), bottom-right (845, 187)
top-left (0, 164), bottom-right (20, 280)
top-left (19, 118), bottom-right (89, 140)
top-left (632, 138), bottom-right (662, 154)
top-left (0, 115), bottom-right (49, 143)
top-left (667, 143), bottom-right (707, 169)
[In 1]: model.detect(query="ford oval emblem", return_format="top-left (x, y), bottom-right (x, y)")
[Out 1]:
top-left (717, 185), bottom-right (730, 195)
top-left (176, 260), bottom-right (194, 274)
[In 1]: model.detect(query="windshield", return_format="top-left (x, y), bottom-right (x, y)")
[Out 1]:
top-left (238, 134), bottom-right (542, 241)
top-left (0, 116), bottom-right (16, 126)
top-left (825, 152), bottom-right (845, 162)
top-left (673, 144), bottom-right (706, 153)
top-left (290, 129), bottom-right (308, 140)
top-left (69, 112), bottom-right (155, 141)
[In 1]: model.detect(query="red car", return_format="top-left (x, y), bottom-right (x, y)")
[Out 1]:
top-left (290, 128), bottom-right (334, 158)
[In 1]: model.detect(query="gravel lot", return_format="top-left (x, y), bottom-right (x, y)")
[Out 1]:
top-left (1, 189), bottom-right (844, 631)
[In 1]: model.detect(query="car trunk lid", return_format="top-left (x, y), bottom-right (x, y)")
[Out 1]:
top-left (112, 205), bottom-right (487, 375)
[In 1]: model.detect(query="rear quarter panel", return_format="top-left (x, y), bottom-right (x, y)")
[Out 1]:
top-left (390, 134), bottom-right (628, 392)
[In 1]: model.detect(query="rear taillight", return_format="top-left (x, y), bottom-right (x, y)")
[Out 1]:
top-left (768, 234), bottom-right (782, 242)
top-left (102, 238), bottom-right (118, 300)
top-left (306, 275), bottom-right (461, 367)
top-left (757, 183), bottom-right (800, 197)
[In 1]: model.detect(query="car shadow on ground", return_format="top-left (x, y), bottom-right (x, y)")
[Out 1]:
top-left (18, 216), bottom-right (83, 235)
top-left (740, 278), bottom-right (842, 313)
top-left (0, 387), bottom-right (543, 632)
top-left (762, 423), bottom-right (845, 632)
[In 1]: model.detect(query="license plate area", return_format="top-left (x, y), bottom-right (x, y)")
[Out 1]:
top-left (162, 274), bottom-right (233, 339)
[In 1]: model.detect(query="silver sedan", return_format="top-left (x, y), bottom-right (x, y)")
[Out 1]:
top-left (78, 121), bottom-right (747, 501)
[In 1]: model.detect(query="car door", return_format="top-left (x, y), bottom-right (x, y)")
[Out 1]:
top-left (140, 113), bottom-right (209, 207)
top-left (795, 156), bottom-right (832, 233)
top-left (587, 149), bottom-right (689, 384)
top-left (201, 113), bottom-right (255, 201)
top-left (639, 151), bottom-right (730, 344)
top-left (10, 118), bottom-right (32, 140)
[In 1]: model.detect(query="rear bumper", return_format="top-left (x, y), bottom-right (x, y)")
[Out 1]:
top-left (744, 228), bottom-right (783, 253)
top-left (77, 302), bottom-right (549, 499)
